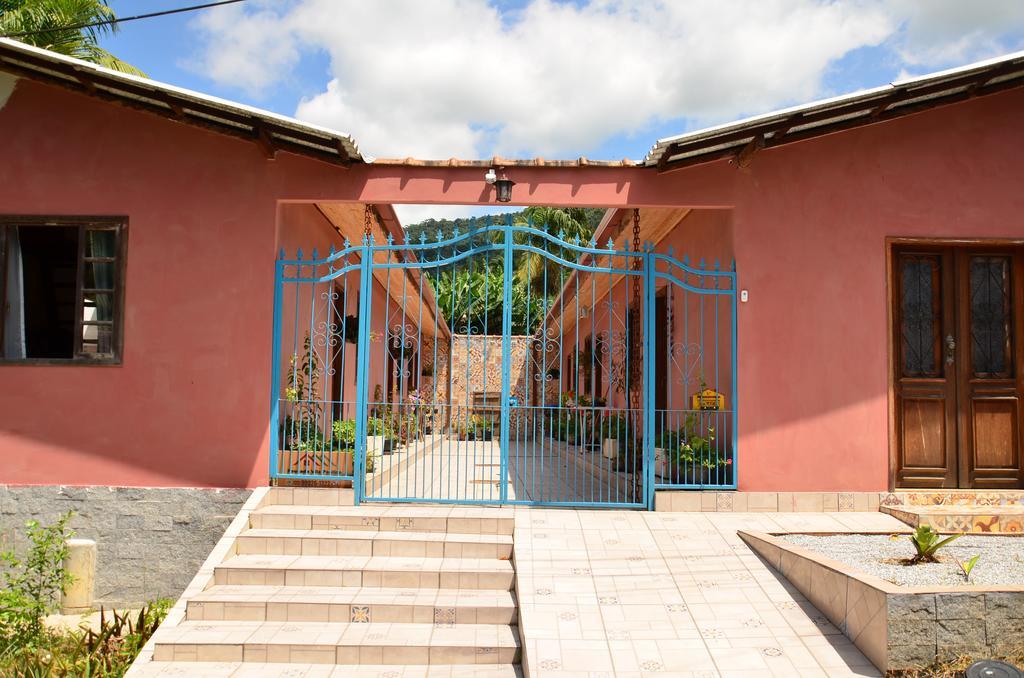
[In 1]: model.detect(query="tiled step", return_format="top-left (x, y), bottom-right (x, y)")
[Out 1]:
top-left (152, 621), bottom-right (520, 665)
top-left (131, 660), bottom-right (522, 676)
top-left (884, 490), bottom-right (1024, 507)
top-left (214, 555), bottom-right (515, 590)
top-left (265, 487), bottom-right (357, 506)
top-left (249, 505), bottom-right (514, 536)
top-left (236, 528), bottom-right (513, 559)
top-left (186, 585), bottom-right (518, 624)
top-left (881, 503), bottom-right (1024, 534)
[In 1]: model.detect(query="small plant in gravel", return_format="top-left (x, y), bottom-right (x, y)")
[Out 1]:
top-left (956, 554), bottom-right (981, 582)
top-left (907, 525), bottom-right (962, 564)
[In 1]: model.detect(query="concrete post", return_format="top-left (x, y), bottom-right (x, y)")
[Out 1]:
top-left (61, 538), bottom-right (96, 614)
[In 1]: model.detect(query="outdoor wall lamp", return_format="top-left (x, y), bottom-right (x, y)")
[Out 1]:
top-left (492, 168), bottom-right (515, 203)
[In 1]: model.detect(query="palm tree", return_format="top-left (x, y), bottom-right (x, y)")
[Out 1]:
top-left (513, 207), bottom-right (594, 293)
top-left (1, 0), bottom-right (144, 75)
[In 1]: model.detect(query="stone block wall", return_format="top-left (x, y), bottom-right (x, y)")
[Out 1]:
top-left (888, 591), bottom-right (1024, 666)
top-left (0, 486), bottom-right (250, 607)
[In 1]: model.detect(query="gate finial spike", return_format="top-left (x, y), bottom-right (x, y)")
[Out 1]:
top-left (311, 247), bottom-right (318, 260)
top-left (419, 231), bottom-right (427, 244)
top-left (343, 237), bottom-right (351, 248)
top-left (606, 237), bottom-right (614, 250)
top-left (296, 247), bottom-right (304, 260)
top-left (714, 259), bottom-right (720, 271)
top-left (329, 244), bottom-right (336, 255)
top-left (278, 248), bottom-right (285, 260)
top-left (682, 254), bottom-right (689, 265)
top-left (386, 232), bottom-right (394, 244)
top-left (437, 229), bottom-right (443, 243)
top-left (506, 213), bottom-right (514, 226)
top-left (699, 257), bottom-right (706, 269)
top-left (453, 226), bottom-right (461, 238)
top-left (667, 245), bottom-right (675, 257)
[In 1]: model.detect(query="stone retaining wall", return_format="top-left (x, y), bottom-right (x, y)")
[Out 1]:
top-left (0, 486), bottom-right (251, 607)
top-left (888, 591), bottom-right (1024, 666)
top-left (739, 530), bottom-right (1024, 672)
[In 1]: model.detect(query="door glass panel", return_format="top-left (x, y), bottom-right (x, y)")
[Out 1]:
top-left (900, 256), bottom-right (941, 377)
top-left (969, 256), bottom-right (1012, 378)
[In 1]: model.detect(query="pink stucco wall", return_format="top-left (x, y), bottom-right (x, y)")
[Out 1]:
top-left (1, 73), bottom-right (1021, 491)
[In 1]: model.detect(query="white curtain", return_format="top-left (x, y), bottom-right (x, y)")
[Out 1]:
top-left (3, 227), bottom-right (26, 359)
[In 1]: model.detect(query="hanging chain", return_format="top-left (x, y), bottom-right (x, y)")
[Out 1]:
top-left (630, 208), bottom-right (641, 305)
top-left (629, 208), bottom-right (644, 502)
top-left (630, 209), bottom-right (642, 383)
top-left (363, 204), bottom-right (374, 241)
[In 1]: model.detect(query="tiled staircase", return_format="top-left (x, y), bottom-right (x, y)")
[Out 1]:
top-left (880, 490), bottom-right (1024, 534)
top-left (140, 489), bottom-right (521, 676)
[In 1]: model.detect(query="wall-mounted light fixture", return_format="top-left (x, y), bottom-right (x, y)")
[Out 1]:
top-left (492, 167), bottom-right (515, 203)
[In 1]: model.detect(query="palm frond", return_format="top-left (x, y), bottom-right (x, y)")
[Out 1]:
top-left (0, 0), bottom-right (144, 76)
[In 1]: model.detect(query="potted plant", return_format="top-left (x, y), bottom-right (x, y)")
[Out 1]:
top-left (366, 416), bottom-right (393, 455)
top-left (600, 413), bottom-right (629, 461)
top-left (456, 417), bottom-right (475, 441)
top-left (673, 428), bottom-right (732, 484)
top-left (329, 419), bottom-right (357, 476)
top-left (279, 416), bottom-right (329, 474)
top-left (654, 427), bottom-right (682, 479)
top-left (471, 414), bottom-right (494, 441)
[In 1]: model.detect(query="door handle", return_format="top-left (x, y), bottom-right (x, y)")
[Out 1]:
top-left (945, 335), bottom-right (956, 366)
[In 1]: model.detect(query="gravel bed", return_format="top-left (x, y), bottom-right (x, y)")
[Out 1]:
top-left (781, 533), bottom-right (1024, 587)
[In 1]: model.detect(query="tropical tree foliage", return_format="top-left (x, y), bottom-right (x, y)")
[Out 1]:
top-left (412, 207), bottom-right (601, 335)
top-left (513, 207), bottom-right (595, 293)
top-left (0, 0), bottom-right (144, 75)
top-left (431, 265), bottom-right (546, 336)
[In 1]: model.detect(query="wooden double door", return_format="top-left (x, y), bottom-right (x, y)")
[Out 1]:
top-left (893, 244), bottom-right (1024, 489)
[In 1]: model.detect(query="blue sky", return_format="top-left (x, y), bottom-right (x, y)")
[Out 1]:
top-left (99, 1), bottom-right (1024, 220)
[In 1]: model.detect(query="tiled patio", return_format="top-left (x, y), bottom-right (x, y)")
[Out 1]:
top-left (364, 437), bottom-right (635, 505)
top-left (128, 485), bottom-right (910, 677)
top-left (514, 509), bottom-right (905, 677)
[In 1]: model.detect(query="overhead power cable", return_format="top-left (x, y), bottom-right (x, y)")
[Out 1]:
top-left (0, 0), bottom-right (249, 39)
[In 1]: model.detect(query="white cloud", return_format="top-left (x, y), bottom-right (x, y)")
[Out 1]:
top-left (186, 0), bottom-right (1024, 160)
top-left (887, 0), bottom-right (1024, 66)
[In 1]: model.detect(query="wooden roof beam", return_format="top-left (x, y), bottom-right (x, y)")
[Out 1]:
top-left (252, 118), bottom-right (277, 160)
top-left (734, 134), bottom-right (764, 169)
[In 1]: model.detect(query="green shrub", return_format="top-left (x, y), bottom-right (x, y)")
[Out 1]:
top-left (332, 419), bottom-right (357, 447)
top-left (366, 417), bottom-right (388, 436)
top-left (1, 511), bottom-right (76, 652)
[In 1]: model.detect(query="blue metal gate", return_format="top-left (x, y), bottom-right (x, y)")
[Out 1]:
top-left (270, 214), bottom-right (737, 508)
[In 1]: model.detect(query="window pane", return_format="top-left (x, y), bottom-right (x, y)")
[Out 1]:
top-left (84, 292), bottom-right (114, 322)
top-left (84, 260), bottom-right (115, 290)
top-left (81, 323), bottom-right (113, 355)
top-left (85, 229), bottom-right (116, 258)
top-left (970, 256), bottom-right (1012, 377)
top-left (900, 256), bottom-right (940, 377)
